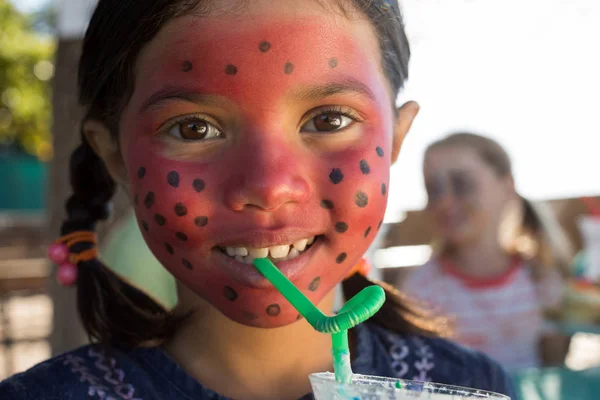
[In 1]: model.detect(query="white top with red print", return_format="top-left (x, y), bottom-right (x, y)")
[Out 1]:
top-left (401, 257), bottom-right (563, 370)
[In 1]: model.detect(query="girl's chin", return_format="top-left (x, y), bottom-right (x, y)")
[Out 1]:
top-left (445, 231), bottom-right (479, 247)
top-left (219, 303), bottom-right (309, 328)
top-left (205, 283), bottom-right (336, 329)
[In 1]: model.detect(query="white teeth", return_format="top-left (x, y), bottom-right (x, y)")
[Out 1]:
top-left (293, 238), bottom-right (308, 251)
top-left (287, 247), bottom-right (300, 260)
top-left (249, 248), bottom-right (269, 259)
top-left (269, 245), bottom-right (290, 259)
top-left (221, 236), bottom-right (317, 262)
top-left (234, 247), bottom-right (248, 256)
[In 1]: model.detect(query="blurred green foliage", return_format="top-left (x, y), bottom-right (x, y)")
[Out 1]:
top-left (0, 0), bottom-right (56, 161)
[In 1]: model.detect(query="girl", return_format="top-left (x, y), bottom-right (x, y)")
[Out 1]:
top-left (401, 132), bottom-right (572, 371)
top-left (1, 2), bottom-right (515, 399)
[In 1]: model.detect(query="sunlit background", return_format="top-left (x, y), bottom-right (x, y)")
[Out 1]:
top-left (391, 0), bottom-right (599, 219)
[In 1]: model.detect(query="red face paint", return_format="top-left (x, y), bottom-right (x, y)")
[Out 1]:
top-left (119, 12), bottom-right (396, 327)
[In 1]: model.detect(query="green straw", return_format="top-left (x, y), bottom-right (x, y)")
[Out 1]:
top-left (253, 258), bottom-right (385, 383)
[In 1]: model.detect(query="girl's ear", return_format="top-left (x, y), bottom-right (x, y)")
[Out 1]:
top-left (84, 120), bottom-right (128, 186)
top-left (391, 101), bottom-right (419, 164)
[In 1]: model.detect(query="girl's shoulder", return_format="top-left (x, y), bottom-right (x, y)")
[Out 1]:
top-left (0, 345), bottom-right (90, 400)
top-left (0, 344), bottom-right (156, 400)
top-left (357, 323), bottom-right (516, 399)
top-left (403, 258), bottom-right (443, 284)
top-left (399, 258), bottom-right (446, 298)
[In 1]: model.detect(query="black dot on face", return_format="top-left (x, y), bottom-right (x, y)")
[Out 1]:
top-left (137, 167), bottom-right (146, 179)
top-left (142, 221), bottom-right (148, 232)
top-left (134, 194), bottom-right (139, 206)
top-left (167, 171), bottom-right (180, 188)
top-left (376, 146), bottom-right (384, 157)
top-left (174, 203), bottom-right (188, 216)
top-left (194, 216), bottom-right (209, 227)
top-left (329, 168), bottom-right (344, 184)
top-left (164, 242), bottom-right (174, 255)
top-left (336, 252), bottom-right (347, 264)
top-left (144, 192), bottom-right (155, 208)
top-left (223, 286), bottom-right (238, 301)
top-left (335, 222), bottom-right (348, 233)
top-left (154, 214), bottom-right (166, 226)
top-left (328, 58), bottom-right (338, 68)
top-left (320, 199), bottom-right (334, 210)
top-left (355, 191), bottom-right (368, 208)
top-left (266, 304), bottom-right (281, 316)
top-left (182, 61), bottom-right (193, 72)
top-left (297, 314), bottom-right (303, 320)
top-left (308, 277), bottom-right (321, 292)
top-left (284, 62), bottom-right (294, 74)
top-left (259, 41), bottom-right (271, 52)
top-left (176, 232), bottom-right (188, 242)
top-left (193, 179), bottom-right (205, 192)
top-left (182, 259), bottom-right (193, 270)
top-left (225, 64), bottom-right (238, 75)
top-left (382, 183), bottom-right (387, 196)
top-left (359, 159), bottom-right (371, 175)
top-left (364, 226), bottom-right (372, 238)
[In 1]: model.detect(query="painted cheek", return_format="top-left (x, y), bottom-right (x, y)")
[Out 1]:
top-left (312, 143), bottom-right (390, 288)
top-left (127, 149), bottom-right (257, 323)
top-left (131, 163), bottom-right (212, 248)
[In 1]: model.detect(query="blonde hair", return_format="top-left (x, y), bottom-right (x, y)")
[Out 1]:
top-left (425, 132), bottom-right (573, 278)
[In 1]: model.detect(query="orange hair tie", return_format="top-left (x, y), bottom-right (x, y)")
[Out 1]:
top-left (345, 258), bottom-right (372, 280)
top-left (48, 231), bottom-right (98, 286)
top-left (53, 231), bottom-right (98, 263)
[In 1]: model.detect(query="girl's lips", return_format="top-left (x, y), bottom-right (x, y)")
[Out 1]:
top-left (209, 237), bottom-right (323, 289)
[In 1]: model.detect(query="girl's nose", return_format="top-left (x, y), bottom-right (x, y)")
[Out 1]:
top-left (223, 137), bottom-right (310, 212)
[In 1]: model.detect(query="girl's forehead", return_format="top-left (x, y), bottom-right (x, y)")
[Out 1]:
top-left (425, 147), bottom-right (486, 173)
top-left (132, 13), bottom-right (385, 103)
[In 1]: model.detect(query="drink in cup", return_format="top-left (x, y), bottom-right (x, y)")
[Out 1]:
top-left (309, 372), bottom-right (511, 400)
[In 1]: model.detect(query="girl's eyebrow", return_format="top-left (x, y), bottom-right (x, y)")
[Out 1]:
top-left (290, 77), bottom-right (376, 102)
top-left (139, 87), bottom-right (230, 114)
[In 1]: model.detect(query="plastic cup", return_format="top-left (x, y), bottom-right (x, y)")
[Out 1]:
top-left (309, 372), bottom-right (511, 400)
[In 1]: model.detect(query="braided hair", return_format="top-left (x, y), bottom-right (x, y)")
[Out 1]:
top-left (61, 126), bottom-right (182, 347)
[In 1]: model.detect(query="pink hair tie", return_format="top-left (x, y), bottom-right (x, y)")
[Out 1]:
top-left (48, 231), bottom-right (98, 286)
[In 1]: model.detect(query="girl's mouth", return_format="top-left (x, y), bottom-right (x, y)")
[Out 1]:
top-left (217, 236), bottom-right (320, 265)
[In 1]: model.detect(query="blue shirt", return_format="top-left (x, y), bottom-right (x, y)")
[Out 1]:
top-left (0, 322), bottom-right (516, 399)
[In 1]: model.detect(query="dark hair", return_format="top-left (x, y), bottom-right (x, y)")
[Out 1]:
top-left (425, 132), bottom-right (573, 279)
top-left (65, 0), bottom-right (445, 348)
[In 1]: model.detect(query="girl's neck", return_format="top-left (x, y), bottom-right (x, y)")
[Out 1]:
top-left (164, 285), bottom-right (335, 400)
top-left (446, 234), bottom-right (512, 279)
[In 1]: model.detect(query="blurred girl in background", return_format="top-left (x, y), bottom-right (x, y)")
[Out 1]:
top-left (401, 132), bottom-right (573, 370)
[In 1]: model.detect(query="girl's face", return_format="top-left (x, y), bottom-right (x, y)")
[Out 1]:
top-left (423, 145), bottom-right (514, 247)
top-left (109, 0), bottom-right (407, 328)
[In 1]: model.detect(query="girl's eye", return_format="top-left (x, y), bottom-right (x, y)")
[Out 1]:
top-left (426, 181), bottom-right (445, 201)
top-left (301, 109), bottom-right (358, 133)
top-left (450, 172), bottom-right (476, 197)
top-left (167, 117), bottom-right (223, 141)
